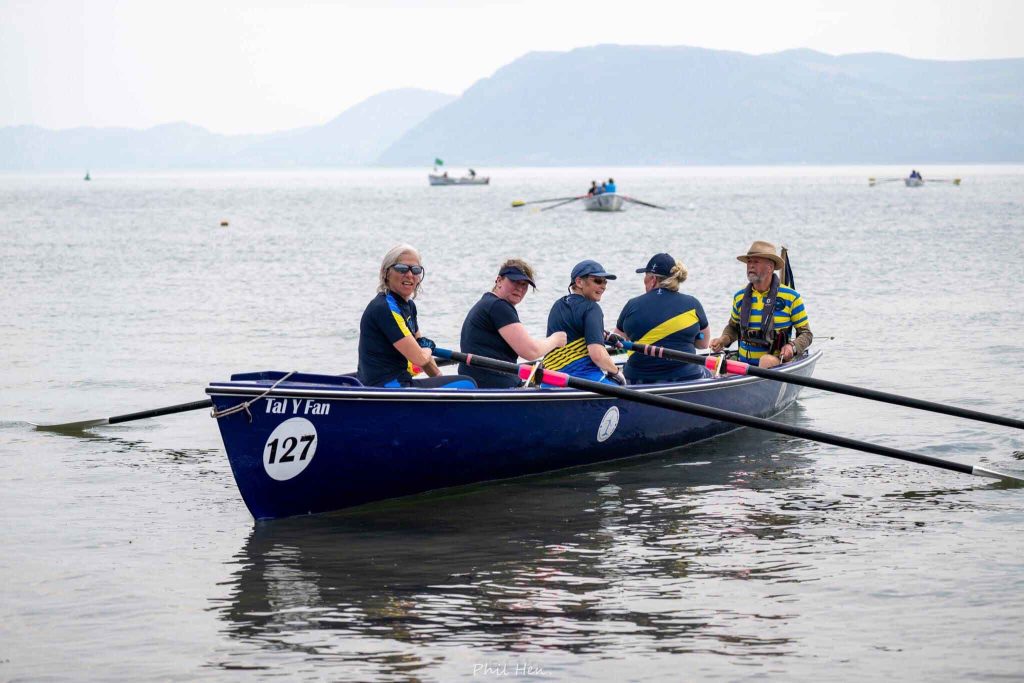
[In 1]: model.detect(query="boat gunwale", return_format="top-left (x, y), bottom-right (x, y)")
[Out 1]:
top-left (206, 350), bottom-right (821, 403)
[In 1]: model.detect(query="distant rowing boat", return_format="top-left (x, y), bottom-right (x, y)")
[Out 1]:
top-left (429, 174), bottom-right (489, 186)
top-left (582, 194), bottom-right (624, 211)
top-left (869, 175), bottom-right (961, 187)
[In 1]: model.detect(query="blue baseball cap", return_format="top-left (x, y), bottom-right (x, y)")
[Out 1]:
top-left (499, 265), bottom-right (536, 288)
top-left (636, 253), bottom-right (676, 276)
top-left (570, 260), bottom-right (617, 284)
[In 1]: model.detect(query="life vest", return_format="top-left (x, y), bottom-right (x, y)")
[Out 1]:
top-left (738, 274), bottom-right (790, 355)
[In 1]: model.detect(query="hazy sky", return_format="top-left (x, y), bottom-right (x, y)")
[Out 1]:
top-left (2, 0), bottom-right (1021, 134)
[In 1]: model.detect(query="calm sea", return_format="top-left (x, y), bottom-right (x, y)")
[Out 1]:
top-left (1, 166), bottom-right (1022, 681)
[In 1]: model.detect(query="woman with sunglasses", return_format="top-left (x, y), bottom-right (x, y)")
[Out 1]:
top-left (609, 253), bottom-right (710, 385)
top-left (542, 260), bottom-right (626, 385)
top-left (357, 245), bottom-right (476, 388)
top-left (457, 259), bottom-right (568, 388)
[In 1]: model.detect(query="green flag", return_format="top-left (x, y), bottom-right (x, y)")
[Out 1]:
top-left (434, 158), bottom-right (444, 166)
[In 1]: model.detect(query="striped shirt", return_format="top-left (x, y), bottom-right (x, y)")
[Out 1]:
top-left (545, 294), bottom-right (605, 378)
top-left (729, 285), bottom-right (808, 365)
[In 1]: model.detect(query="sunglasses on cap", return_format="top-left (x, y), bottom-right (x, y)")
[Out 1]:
top-left (391, 264), bottom-right (425, 276)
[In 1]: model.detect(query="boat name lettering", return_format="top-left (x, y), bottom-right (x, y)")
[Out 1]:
top-left (265, 397), bottom-right (331, 416)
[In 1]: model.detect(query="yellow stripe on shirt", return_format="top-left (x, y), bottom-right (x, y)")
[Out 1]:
top-left (631, 309), bottom-right (700, 354)
top-left (390, 310), bottom-right (412, 337)
top-left (543, 337), bottom-right (588, 371)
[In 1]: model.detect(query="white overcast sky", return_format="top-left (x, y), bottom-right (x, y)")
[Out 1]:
top-left (2, 0), bottom-right (1021, 134)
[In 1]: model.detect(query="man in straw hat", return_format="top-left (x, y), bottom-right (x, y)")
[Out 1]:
top-left (709, 240), bottom-right (812, 368)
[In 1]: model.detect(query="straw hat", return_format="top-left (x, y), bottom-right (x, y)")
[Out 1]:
top-left (737, 240), bottom-right (784, 270)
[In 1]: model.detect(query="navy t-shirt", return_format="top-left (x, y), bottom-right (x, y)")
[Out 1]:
top-left (543, 294), bottom-right (605, 377)
top-left (357, 290), bottom-right (419, 387)
top-left (458, 292), bottom-right (522, 388)
top-left (616, 288), bottom-right (708, 382)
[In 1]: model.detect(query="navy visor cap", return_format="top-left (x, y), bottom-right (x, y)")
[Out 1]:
top-left (636, 253), bottom-right (676, 276)
top-left (570, 259), bottom-right (617, 284)
top-left (499, 265), bottom-right (536, 288)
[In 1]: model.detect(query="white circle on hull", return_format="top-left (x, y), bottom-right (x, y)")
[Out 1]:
top-left (263, 417), bottom-right (318, 481)
top-left (597, 406), bottom-right (619, 442)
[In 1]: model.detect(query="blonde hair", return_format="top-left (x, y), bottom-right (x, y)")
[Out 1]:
top-left (493, 258), bottom-right (535, 290)
top-left (654, 260), bottom-right (688, 292)
top-left (377, 244), bottom-right (423, 297)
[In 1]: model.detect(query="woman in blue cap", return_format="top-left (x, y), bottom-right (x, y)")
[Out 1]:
top-left (542, 260), bottom-right (625, 385)
top-left (610, 253), bottom-right (710, 384)
top-left (458, 259), bottom-right (567, 388)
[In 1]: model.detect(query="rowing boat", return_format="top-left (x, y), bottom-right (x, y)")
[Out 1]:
top-left (905, 177), bottom-right (924, 187)
top-left (582, 194), bottom-right (624, 211)
top-left (428, 173), bottom-right (490, 186)
top-left (206, 352), bottom-right (821, 520)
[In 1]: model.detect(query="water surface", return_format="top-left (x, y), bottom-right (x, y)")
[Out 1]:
top-left (1, 166), bottom-right (1022, 680)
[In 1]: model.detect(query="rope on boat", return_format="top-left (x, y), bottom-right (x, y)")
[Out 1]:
top-left (210, 371), bottom-right (297, 423)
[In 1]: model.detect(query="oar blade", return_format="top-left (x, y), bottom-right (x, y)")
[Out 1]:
top-left (32, 417), bottom-right (111, 432)
top-left (973, 465), bottom-right (1024, 486)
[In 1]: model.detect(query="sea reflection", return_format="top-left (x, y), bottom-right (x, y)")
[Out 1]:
top-left (211, 428), bottom-right (831, 676)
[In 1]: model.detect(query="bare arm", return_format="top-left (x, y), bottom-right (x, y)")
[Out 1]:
top-left (587, 343), bottom-right (620, 375)
top-left (710, 319), bottom-right (740, 352)
top-left (394, 335), bottom-right (440, 376)
top-left (498, 323), bottom-right (566, 361)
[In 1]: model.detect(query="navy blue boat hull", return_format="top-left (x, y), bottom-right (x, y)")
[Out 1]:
top-left (207, 352), bottom-right (820, 520)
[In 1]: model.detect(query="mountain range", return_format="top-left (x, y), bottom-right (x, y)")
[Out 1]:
top-left (3, 45), bottom-right (1022, 169)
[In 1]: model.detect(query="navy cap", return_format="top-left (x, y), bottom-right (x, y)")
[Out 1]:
top-left (635, 253), bottom-right (676, 276)
top-left (570, 259), bottom-right (617, 284)
top-left (499, 265), bottom-right (536, 288)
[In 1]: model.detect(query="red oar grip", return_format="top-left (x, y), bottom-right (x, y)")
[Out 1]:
top-left (704, 356), bottom-right (749, 376)
top-left (517, 365), bottom-right (570, 387)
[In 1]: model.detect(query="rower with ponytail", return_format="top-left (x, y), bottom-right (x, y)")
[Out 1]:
top-left (610, 253), bottom-right (711, 385)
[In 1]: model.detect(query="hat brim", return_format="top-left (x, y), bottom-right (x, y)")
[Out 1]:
top-left (737, 254), bottom-right (784, 270)
top-left (503, 273), bottom-right (537, 287)
top-left (589, 272), bottom-right (617, 280)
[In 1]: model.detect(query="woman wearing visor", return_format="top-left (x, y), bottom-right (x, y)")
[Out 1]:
top-left (357, 244), bottom-right (475, 388)
top-left (458, 259), bottom-right (567, 388)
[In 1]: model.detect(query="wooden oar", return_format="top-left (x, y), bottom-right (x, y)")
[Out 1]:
top-left (511, 196), bottom-right (580, 208)
top-left (539, 196), bottom-right (586, 211)
top-left (33, 399), bottom-right (214, 431)
top-left (606, 336), bottom-right (1024, 431)
top-left (433, 348), bottom-right (1023, 485)
top-left (621, 195), bottom-right (667, 210)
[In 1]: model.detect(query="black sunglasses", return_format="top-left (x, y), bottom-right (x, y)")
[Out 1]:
top-left (391, 264), bottom-right (425, 276)
top-left (589, 276), bottom-right (607, 285)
